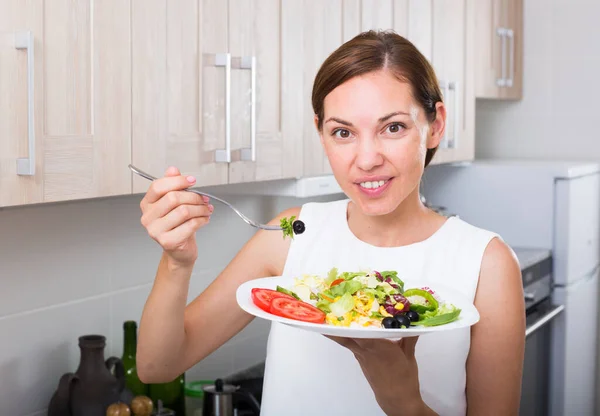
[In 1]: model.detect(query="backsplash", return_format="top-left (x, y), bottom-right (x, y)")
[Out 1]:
top-left (0, 191), bottom-right (344, 416)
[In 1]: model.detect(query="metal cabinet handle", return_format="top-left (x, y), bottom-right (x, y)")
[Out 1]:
top-left (506, 28), bottom-right (514, 88)
top-left (439, 81), bottom-right (458, 149)
top-left (525, 304), bottom-right (565, 338)
top-left (496, 27), bottom-right (507, 87)
top-left (15, 31), bottom-right (36, 176)
top-left (214, 53), bottom-right (232, 163)
top-left (239, 56), bottom-right (256, 162)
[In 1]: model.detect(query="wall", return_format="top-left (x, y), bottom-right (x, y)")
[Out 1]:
top-left (0, 191), bottom-right (344, 416)
top-left (475, 0), bottom-right (600, 160)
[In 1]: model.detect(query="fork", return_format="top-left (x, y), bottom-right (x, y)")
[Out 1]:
top-left (128, 164), bottom-right (283, 231)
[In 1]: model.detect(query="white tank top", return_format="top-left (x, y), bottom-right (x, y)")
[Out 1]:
top-left (260, 199), bottom-right (499, 416)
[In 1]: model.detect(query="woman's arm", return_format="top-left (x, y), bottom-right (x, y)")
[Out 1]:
top-left (466, 238), bottom-right (526, 415)
top-left (136, 168), bottom-right (298, 382)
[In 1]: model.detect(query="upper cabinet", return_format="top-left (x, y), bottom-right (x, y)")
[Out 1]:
top-left (281, 1), bottom-right (345, 178)
top-left (474, 0), bottom-right (523, 100)
top-left (430, 0), bottom-right (476, 165)
top-left (0, 0), bottom-right (132, 208)
top-left (0, 0), bottom-right (519, 207)
top-left (131, 0), bottom-right (296, 193)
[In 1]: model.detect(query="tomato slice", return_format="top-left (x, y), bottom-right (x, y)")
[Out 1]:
top-left (251, 288), bottom-right (295, 313)
top-left (269, 297), bottom-right (326, 324)
top-left (330, 278), bottom-right (345, 287)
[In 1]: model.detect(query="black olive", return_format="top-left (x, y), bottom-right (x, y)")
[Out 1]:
top-left (406, 310), bottom-right (420, 322)
top-left (382, 317), bottom-right (400, 329)
top-left (394, 314), bottom-right (411, 328)
top-left (292, 220), bottom-right (306, 235)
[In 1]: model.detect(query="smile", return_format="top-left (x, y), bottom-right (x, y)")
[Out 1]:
top-left (359, 180), bottom-right (388, 189)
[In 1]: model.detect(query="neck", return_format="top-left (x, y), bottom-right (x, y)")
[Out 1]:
top-left (347, 187), bottom-right (445, 247)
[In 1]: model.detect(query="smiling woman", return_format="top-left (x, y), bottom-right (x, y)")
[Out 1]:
top-left (135, 30), bottom-right (525, 416)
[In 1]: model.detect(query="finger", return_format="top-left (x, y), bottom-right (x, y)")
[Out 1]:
top-left (156, 217), bottom-right (210, 251)
top-left (353, 338), bottom-right (379, 351)
top-left (149, 191), bottom-right (209, 221)
top-left (324, 335), bottom-right (360, 352)
top-left (143, 173), bottom-right (197, 205)
top-left (400, 335), bottom-right (420, 357)
top-left (164, 166), bottom-right (180, 177)
top-left (151, 203), bottom-right (213, 235)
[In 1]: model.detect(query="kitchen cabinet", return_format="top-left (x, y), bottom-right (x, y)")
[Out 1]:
top-left (131, 0), bottom-right (295, 193)
top-left (0, 0), bottom-right (484, 207)
top-left (281, 1), bottom-right (345, 178)
top-left (429, 0), bottom-right (476, 165)
top-left (0, 0), bottom-right (132, 207)
top-left (474, 0), bottom-right (523, 100)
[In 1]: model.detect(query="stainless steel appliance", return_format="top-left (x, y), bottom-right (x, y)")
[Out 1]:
top-left (513, 248), bottom-right (564, 415)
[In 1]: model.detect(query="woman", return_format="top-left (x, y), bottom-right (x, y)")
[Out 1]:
top-left (136, 31), bottom-right (525, 415)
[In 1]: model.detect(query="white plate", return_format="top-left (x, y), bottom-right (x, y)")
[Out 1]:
top-left (236, 275), bottom-right (480, 339)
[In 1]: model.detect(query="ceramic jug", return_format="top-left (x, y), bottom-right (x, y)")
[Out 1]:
top-left (48, 335), bottom-right (132, 416)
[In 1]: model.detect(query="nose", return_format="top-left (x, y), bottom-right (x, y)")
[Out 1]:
top-left (355, 136), bottom-right (384, 172)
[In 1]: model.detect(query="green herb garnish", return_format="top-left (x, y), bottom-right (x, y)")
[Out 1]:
top-left (280, 215), bottom-right (296, 239)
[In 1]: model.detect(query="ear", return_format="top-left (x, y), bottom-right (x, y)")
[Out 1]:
top-left (314, 115), bottom-right (325, 146)
top-left (427, 102), bottom-right (446, 149)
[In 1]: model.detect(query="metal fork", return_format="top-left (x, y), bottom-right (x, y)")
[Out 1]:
top-left (128, 164), bottom-right (282, 231)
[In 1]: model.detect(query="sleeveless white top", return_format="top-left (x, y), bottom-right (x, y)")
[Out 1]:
top-left (259, 199), bottom-right (499, 416)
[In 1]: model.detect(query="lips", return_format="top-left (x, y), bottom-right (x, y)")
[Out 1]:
top-left (354, 177), bottom-right (393, 197)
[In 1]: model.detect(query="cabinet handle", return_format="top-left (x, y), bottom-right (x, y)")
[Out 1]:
top-left (506, 29), bottom-right (514, 88)
top-left (439, 81), bottom-right (458, 149)
top-left (496, 27), bottom-right (507, 87)
top-left (214, 53), bottom-right (232, 163)
top-left (15, 31), bottom-right (36, 176)
top-left (239, 56), bottom-right (256, 162)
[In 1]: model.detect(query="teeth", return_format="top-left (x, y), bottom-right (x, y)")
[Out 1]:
top-left (359, 180), bottom-right (387, 189)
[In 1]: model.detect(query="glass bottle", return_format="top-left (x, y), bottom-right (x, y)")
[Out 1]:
top-left (149, 373), bottom-right (186, 415)
top-left (122, 321), bottom-right (149, 396)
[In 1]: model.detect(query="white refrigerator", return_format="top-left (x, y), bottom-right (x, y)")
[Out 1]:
top-left (421, 159), bottom-right (600, 416)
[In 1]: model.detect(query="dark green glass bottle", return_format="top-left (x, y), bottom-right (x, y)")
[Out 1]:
top-left (149, 372), bottom-right (186, 415)
top-left (122, 321), bottom-right (149, 396)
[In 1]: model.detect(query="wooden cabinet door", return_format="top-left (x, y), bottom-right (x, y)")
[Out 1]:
top-left (431, 0), bottom-right (475, 165)
top-left (43, 1), bottom-right (132, 202)
top-left (406, 0), bottom-right (433, 62)
top-left (281, 0), bottom-right (345, 178)
top-left (1, 0), bottom-right (131, 207)
top-left (501, 0), bottom-right (523, 99)
top-left (228, 0), bottom-right (296, 183)
top-left (474, 0), bottom-right (522, 100)
top-left (0, 2), bottom-right (42, 207)
top-left (132, 0), bottom-right (229, 192)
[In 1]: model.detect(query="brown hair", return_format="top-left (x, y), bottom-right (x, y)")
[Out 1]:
top-left (312, 30), bottom-right (443, 167)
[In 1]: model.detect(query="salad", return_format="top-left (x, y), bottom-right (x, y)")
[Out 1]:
top-left (279, 216), bottom-right (306, 239)
top-left (250, 268), bottom-right (462, 329)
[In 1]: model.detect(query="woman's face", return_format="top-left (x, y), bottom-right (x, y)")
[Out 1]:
top-left (318, 69), bottom-right (444, 216)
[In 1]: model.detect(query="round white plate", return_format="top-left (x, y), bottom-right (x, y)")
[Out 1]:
top-left (236, 275), bottom-right (480, 339)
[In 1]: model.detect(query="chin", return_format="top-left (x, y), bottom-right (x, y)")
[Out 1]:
top-left (351, 195), bottom-right (399, 217)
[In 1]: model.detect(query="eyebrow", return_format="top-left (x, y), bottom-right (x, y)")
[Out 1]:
top-left (324, 111), bottom-right (410, 126)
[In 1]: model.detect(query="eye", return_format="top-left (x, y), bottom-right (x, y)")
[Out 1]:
top-left (333, 129), bottom-right (352, 139)
top-left (385, 123), bottom-right (405, 134)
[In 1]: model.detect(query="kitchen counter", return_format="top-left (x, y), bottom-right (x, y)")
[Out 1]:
top-left (512, 247), bottom-right (552, 270)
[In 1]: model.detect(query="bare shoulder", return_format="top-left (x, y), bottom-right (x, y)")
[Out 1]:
top-left (478, 237), bottom-right (522, 298)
